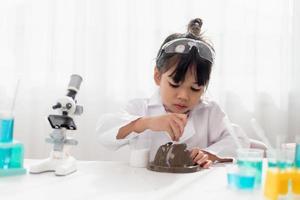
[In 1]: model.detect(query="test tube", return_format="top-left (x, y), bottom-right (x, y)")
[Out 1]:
top-left (0, 112), bottom-right (14, 143)
top-left (292, 136), bottom-right (300, 195)
top-left (295, 136), bottom-right (300, 169)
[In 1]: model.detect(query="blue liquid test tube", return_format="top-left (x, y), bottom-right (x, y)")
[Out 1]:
top-left (0, 118), bottom-right (14, 143)
top-left (0, 117), bottom-right (14, 169)
top-left (296, 143), bottom-right (300, 168)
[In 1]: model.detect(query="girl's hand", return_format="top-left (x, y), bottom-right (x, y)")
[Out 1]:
top-left (146, 113), bottom-right (187, 141)
top-left (190, 148), bottom-right (213, 169)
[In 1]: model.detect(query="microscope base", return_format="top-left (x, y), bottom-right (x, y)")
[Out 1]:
top-left (29, 155), bottom-right (77, 176)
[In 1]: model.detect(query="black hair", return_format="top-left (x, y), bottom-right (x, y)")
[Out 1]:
top-left (155, 18), bottom-right (214, 87)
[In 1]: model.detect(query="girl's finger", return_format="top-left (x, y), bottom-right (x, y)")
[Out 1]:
top-left (202, 160), bottom-right (213, 169)
top-left (174, 113), bottom-right (188, 125)
top-left (196, 154), bottom-right (208, 165)
top-left (169, 119), bottom-right (181, 141)
top-left (190, 148), bottom-right (199, 159)
top-left (171, 117), bottom-right (185, 136)
top-left (166, 126), bottom-right (176, 141)
top-left (193, 151), bottom-right (205, 163)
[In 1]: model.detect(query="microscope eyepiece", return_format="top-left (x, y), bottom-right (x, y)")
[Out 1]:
top-left (67, 74), bottom-right (83, 99)
top-left (68, 74), bottom-right (82, 92)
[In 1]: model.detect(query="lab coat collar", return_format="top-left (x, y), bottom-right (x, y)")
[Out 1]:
top-left (148, 89), bottom-right (163, 107)
top-left (193, 98), bottom-right (210, 111)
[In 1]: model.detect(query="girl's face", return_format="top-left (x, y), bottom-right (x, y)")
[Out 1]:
top-left (154, 64), bottom-right (205, 114)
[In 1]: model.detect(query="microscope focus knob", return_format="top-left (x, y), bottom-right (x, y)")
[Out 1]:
top-left (53, 103), bottom-right (62, 109)
top-left (66, 103), bottom-right (72, 109)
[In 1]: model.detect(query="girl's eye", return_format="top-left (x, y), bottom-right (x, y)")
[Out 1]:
top-left (191, 87), bottom-right (202, 92)
top-left (169, 82), bottom-right (180, 88)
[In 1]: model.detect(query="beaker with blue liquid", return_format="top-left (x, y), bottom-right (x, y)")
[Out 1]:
top-left (227, 165), bottom-right (256, 190)
top-left (0, 142), bottom-right (25, 169)
top-left (0, 112), bottom-right (26, 176)
top-left (227, 148), bottom-right (263, 190)
top-left (236, 148), bottom-right (264, 186)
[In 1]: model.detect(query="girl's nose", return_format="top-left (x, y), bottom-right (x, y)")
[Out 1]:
top-left (177, 89), bottom-right (189, 101)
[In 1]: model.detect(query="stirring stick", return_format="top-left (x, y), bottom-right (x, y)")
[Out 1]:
top-left (10, 78), bottom-right (20, 115)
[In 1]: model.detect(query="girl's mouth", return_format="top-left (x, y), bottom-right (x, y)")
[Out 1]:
top-left (174, 104), bottom-right (188, 110)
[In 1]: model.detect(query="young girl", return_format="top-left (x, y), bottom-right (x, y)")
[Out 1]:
top-left (97, 18), bottom-right (244, 168)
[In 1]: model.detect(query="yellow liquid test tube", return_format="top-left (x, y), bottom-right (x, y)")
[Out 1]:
top-left (264, 168), bottom-right (291, 200)
top-left (278, 170), bottom-right (290, 195)
top-left (264, 168), bottom-right (280, 200)
top-left (292, 169), bottom-right (300, 195)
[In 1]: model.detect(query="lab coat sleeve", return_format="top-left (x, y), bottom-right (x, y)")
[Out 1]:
top-left (203, 102), bottom-right (249, 158)
top-left (96, 99), bottom-right (147, 151)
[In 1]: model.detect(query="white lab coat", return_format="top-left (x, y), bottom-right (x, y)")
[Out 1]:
top-left (96, 90), bottom-right (249, 161)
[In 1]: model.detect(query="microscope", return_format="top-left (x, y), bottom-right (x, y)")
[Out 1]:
top-left (30, 74), bottom-right (83, 176)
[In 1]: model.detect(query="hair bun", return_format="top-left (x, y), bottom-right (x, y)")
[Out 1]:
top-left (187, 18), bottom-right (202, 38)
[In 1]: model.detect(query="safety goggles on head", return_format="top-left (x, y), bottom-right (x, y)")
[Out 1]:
top-left (157, 38), bottom-right (215, 64)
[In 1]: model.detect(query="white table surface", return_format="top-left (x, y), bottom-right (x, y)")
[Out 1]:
top-left (0, 159), bottom-right (264, 200)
